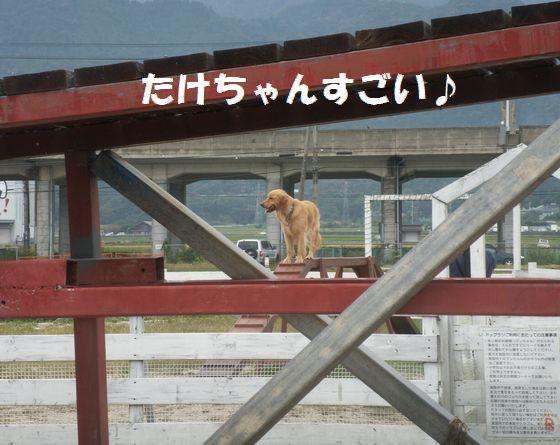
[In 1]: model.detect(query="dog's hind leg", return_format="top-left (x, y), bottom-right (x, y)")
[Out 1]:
top-left (307, 229), bottom-right (321, 259)
top-left (295, 233), bottom-right (306, 263)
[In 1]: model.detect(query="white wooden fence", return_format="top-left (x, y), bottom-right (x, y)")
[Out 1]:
top-left (0, 331), bottom-right (438, 444)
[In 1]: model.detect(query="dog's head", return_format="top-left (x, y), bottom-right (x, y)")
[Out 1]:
top-left (260, 189), bottom-right (290, 213)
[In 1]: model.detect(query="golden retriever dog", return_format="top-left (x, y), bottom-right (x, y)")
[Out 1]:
top-left (260, 189), bottom-right (321, 263)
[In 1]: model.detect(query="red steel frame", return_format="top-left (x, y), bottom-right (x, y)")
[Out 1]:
top-left (2, 270), bottom-right (560, 318)
top-left (1, 22), bottom-right (560, 130)
top-left (64, 151), bottom-right (109, 445)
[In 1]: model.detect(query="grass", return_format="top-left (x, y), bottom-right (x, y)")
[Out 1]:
top-left (0, 316), bottom-right (239, 335)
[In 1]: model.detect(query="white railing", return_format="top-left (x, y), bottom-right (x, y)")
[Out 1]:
top-left (0, 332), bottom-right (438, 444)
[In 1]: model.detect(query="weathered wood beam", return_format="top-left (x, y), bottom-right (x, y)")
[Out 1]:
top-left (92, 150), bottom-right (485, 445)
top-left (206, 118), bottom-right (560, 444)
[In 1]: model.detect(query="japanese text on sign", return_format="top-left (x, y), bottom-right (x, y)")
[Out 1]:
top-left (484, 329), bottom-right (560, 438)
top-left (141, 72), bottom-right (456, 107)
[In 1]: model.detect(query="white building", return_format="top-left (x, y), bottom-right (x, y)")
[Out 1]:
top-left (0, 181), bottom-right (33, 245)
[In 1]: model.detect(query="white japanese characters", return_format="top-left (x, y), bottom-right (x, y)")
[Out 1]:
top-left (142, 72), bottom-right (456, 108)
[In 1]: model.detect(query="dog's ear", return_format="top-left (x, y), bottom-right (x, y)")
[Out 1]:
top-left (278, 190), bottom-right (291, 205)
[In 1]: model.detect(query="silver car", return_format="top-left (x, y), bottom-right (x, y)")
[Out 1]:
top-left (236, 239), bottom-right (278, 265)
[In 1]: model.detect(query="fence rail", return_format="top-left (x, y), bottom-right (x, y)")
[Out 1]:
top-left (0, 331), bottom-right (437, 444)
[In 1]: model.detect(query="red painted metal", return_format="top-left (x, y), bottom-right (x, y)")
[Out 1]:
top-left (2, 278), bottom-right (560, 318)
top-left (1, 22), bottom-right (559, 130)
top-left (73, 318), bottom-right (109, 445)
top-left (64, 151), bottom-right (109, 445)
top-left (65, 152), bottom-right (102, 260)
top-left (2, 64), bottom-right (559, 160)
top-left (66, 257), bottom-right (164, 286)
top-left (0, 259), bottom-right (66, 286)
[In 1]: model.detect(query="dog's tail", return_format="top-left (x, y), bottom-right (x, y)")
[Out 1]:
top-left (312, 207), bottom-right (322, 253)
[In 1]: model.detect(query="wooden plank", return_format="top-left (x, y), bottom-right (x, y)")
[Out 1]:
top-left (3, 69), bottom-right (73, 95)
top-left (0, 423), bottom-right (438, 445)
top-left (143, 53), bottom-right (214, 76)
top-left (512, 1), bottom-right (560, 26)
top-left (74, 61), bottom-right (144, 87)
top-left (214, 43), bottom-right (283, 69)
top-left (0, 333), bottom-right (437, 362)
top-left (283, 33), bottom-right (355, 60)
top-left (356, 21), bottom-right (431, 49)
top-left (0, 377), bottom-right (435, 406)
top-left (431, 10), bottom-right (511, 38)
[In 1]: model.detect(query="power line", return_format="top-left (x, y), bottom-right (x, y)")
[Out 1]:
top-left (0, 40), bottom-right (273, 48)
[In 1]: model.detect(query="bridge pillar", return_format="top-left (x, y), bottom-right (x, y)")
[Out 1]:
top-left (150, 165), bottom-right (168, 255)
top-left (380, 157), bottom-right (404, 247)
top-left (35, 167), bottom-right (53, 257)
top-left (266, 167), bottom-right (282, 258)
top-left (58, 181), bottom-right (70, 256)
top-left (168, 180), bottom-right (186, 247)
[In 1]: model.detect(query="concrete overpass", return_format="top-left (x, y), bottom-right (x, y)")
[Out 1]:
top-left (0, 126), bottom-right (545, 256)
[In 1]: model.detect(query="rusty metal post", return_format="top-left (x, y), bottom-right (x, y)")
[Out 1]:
top-left (64, 151), bottom-right (109, 445)
top-left (92, 150), bottom-right (485, 445)
top-left (202, 118), bottom-right (560, 444)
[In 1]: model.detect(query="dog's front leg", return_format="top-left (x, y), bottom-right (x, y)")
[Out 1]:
top-left (282, 231), bottom-right (295, 263)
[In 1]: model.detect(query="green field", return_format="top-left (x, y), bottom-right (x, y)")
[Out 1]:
top-left (101, 226), bottom-right (560, 252)
top-left (98, 226), bottom-right (560, 270)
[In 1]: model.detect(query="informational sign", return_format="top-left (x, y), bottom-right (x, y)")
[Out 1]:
top-left (484, 329), bottom-right (560, 437)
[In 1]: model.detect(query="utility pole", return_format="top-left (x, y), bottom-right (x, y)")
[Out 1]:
top-left (310, 126), bottom-right (319, 203)
top-left (342, 180), bottom-right (350, 224)
top-left (298, 128), bottom-right (312, 200)
top-left (23, 180), bottom-right (30, 251)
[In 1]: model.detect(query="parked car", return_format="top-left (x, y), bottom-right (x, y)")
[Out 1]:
top-left (486, 244), bottom-right (525, 265)
top-left (537, 238), bottom-right (551, 248)
top-left (236, 239), bottom-right (278, 265)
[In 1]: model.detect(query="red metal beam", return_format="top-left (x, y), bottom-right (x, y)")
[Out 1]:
top-left (1, 22), bottom-right (560, 130)
top-left (64, 151), bottom-right (109, 445)
top-left (2, 63), bottom-right (559, 160)
top-left (0, 259), bottom-right (66, 286)
top-left (1, 278), bottom-right (560, 318)
top-left (66, 257), bottom-right (164, 286)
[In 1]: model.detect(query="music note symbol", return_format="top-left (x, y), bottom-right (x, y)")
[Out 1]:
top-left (436, 74), bottom-right (456, 107)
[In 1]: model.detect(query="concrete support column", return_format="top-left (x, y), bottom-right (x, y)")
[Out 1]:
top-left (58, 182), bottom-right (70, 256)
top-left (380, 176), bottom-right (397, 245)
top-left (168, 180), bottom-right (186, 247)
top-left (265, 166), bottom-right (282, 255)
top-left (35, 167), bottom-right (53, 257)
top-left (503, 209), bottom-right (514, 253)
top-left (150, 165), bottom-right (168, 255)
top-left (380, 157), bottom-right (403, 246)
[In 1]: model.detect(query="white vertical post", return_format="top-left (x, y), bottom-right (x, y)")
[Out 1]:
top-left (431, 197), bottom-right (453, 413)
top-left (431, 198), bottom-right (449, 278)
top-left (364, 196), bottom-right (372, 257)
top-left (470, 234), bottom-right (486, 278)
top-left (513, 203), bottom-right (521, 274)
top-left (129, 316), bottom-right (145, 423)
